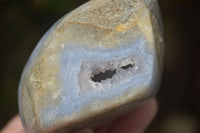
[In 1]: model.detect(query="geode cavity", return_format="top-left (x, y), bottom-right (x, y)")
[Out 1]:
top-left (18, 0), bottom-right (164, 132)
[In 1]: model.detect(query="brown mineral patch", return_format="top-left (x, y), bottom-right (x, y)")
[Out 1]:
top-left (29, 58), bottom-right (45, 92)
top-left (57, 25), bottom-right (65, 33)
top-left (67, 21), bottom-right (113, 31)
top-left (115, 19), bottom-right (138, 32)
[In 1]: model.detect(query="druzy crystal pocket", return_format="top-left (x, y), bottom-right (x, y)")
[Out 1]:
top-left (18, 0), bottom-right (164, 132)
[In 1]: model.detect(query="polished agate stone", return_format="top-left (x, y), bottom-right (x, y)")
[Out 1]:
top-left (18, 0), bottom-right (164, 132)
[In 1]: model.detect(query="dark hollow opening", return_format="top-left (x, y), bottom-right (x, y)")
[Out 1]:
top-left (91, 69), bottom-right (116, 82)
top-left (121, 64), bottom-right (134, 70)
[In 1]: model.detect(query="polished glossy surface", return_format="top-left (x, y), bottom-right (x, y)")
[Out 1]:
top-left (18, 0), bottom-right (164, 132)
